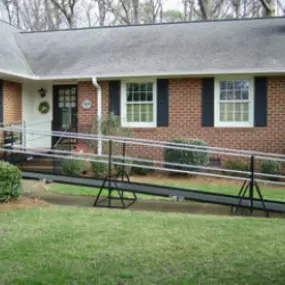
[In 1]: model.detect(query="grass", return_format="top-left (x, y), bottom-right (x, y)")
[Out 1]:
top-left (1, 206), bottom-right (285, 285)
top-left (48, 178), bottom-right (285, 202)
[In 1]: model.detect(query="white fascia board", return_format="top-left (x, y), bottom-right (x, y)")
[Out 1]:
top-left (2, 67), bottom-right (285, 81)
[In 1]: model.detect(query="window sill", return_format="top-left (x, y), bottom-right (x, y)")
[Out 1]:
top-left (214, 123), bottom-right (253, 128)
top-left (121, 123), bottom-right (157, 128)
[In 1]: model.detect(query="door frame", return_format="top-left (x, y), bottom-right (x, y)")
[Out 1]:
top-left (52, 85), bottom-right (78, 144)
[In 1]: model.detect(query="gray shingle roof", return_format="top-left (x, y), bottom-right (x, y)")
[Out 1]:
top-left (0, 21), bottom-right (33, 76)
top-left (2, 17), bottom-right (285, 78)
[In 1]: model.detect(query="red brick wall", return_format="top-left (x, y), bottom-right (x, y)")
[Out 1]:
top-left (77, 77), bottom-right (285, 158)
top-left (3, 81), bottom-right (22, 123)
top-left (77, 81), bottom-right (109, 133)
top-left (133, 77), bottom-right (285, 155)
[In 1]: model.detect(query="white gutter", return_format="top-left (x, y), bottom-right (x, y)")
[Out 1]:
top-left (2, 68), bottom-right (285, 81)
top-left (91, 77), bottom-right (102, 156)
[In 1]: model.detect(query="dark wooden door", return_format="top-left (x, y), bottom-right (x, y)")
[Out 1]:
top-left (53, 85), bottom-right (77, 146)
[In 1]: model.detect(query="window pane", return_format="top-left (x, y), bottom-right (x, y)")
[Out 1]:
top-left (134, 93), bottom-right (139, 101)
top-left (242, 112), bottom-right (249, 121)
top-left (127, 93), bottom-right (132, 102)
top-left (140, 84), bottom-right (146, 92)
top-left (220, 91), bottom-right (226, 100)
top-left (127, 105), bottom-right (133, 122)
top-left (220, 113), bottom-right (226, 121)
top-left (242, 90), bottom-right (249, 100)
top-left (234, 90), bottom-right (241, 100)
top-left (147, 83), bottom-right (152, 92)
top-left (235, 113), bottom-right (241, 121)
top-left (71, 88), bottom-right (76, 96)
top-left (61, 109), bottom-right (68, 128)
top-left (220, 81), bottom-right (226, 90)
top-left (227, 113), bottom-right (234, 121)
top-left (227, 103), bottom-right (234, 112)
top-left (133, 104), bottom-right (140, 122)
top-left (226, 91), bottom-right (234, 100)
top-left (227, 81), bottom-right (233, 90)
top-left (220, 103), bottom-right (226, 113)
top-left (235, 103), bottom-right (241, 112)
top-left (242, 103), bottom-right (249, 112)
top-left (146, 92), bottom-right (153, 101)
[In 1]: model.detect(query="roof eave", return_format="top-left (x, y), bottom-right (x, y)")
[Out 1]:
top-left (1, 68), bottom-right (285, 81)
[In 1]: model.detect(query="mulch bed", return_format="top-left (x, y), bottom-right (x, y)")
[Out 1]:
top-left (0, 197), bottom-right (49, 212)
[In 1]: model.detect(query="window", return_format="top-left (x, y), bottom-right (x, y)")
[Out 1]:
top-left (215, 78), bottom-right (253, 127)
top-left (121, 80), bottom-right (156, 127)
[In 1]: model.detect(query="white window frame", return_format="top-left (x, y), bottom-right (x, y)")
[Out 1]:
top-left (121, 78), bottom-right (157, 128)
top-left (214, 76), bottom-right (254, 127)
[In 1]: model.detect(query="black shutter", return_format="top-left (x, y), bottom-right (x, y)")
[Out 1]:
top-left (254, 77), bottom-right (267, 127)
top-left (0, 80), bottom-right (3, 123)
top-left (202, 78), bottom-right (214, 127)
top-left (157, 79), bottom-right (169, 127)
top-left (109, 81), bottom-right (121, 116)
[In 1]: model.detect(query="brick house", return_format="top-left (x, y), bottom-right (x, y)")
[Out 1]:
top-left (0, 17), bottom-right (285, 155)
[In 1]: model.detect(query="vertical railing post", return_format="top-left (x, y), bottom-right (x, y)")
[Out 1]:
top-left (107, 140), bottom-right (113, 207)
top-left (249, 155), bottom-right (255, 213)
top-left (122, 143), bottom-right (126, 181)
top-left (23, 121), bottom-right (26, 149)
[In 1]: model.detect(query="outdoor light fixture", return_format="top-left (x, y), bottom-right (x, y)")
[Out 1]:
top-left (38, 87), bottom-right (47, 98)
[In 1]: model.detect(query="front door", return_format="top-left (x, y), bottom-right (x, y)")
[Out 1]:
top-left (53, 85), bottom-right (77, 146)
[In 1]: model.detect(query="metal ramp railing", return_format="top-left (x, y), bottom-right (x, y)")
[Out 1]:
top-left (0, 124), bottom-right (284, 214)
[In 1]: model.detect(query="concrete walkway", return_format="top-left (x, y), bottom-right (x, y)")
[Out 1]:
top-left (22, 180), bottom-right (284, 218)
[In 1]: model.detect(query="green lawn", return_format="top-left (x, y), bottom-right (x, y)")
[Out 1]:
top-left (48, 179), bottom-right (285, 202)
top-left (1, 207), bottom-right (285, 285)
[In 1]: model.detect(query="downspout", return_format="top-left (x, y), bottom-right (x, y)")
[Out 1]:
top-left (92, 77), bottom-right (102, 156)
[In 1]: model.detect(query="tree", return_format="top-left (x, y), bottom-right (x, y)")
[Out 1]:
top-left (198, 0), bottom-right (212, 19)
top-left (94, 0), bottom-right (107, 26)
top-left (162, 9), bottom-right (183, 22)
top-left (259, 0), bottom-right (276, 16)
top-left (49, 0), bottom-right (79, 28)
top-left (0, 0), bottom-right (20, 26)
top-left (140, 0), bottom-right (163, 24)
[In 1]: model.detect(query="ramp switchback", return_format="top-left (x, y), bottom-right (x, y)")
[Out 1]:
top-left (22, 171), bottom-right (285, 213)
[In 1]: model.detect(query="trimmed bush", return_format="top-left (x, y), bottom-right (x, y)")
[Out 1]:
top-left (132, 161), bottom-right (154, 175)
top-left (113, 158), bottom-right (133, 176)
top-left (61, 159), bottom-right (85, 176)
top-left (260, 160), bottom-right (281, 181)
top-left (0, 161), bottom-right (22, 202)
top-left (91, 159), bottom-right (110, 178)
top-left (164, 138), bottom-right (209, 172)
top-left (222, 159), bottom-right (249, 176)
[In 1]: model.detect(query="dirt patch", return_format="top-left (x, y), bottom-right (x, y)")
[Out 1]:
top-left (0, 197), bottom-right (49, 212)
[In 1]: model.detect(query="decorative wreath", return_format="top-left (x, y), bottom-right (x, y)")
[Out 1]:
top-left (38, 101), bottom-right (50, 114)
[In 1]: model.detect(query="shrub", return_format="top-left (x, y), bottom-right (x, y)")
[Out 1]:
top-left (222, 159), bottom-right (250, 177)
top-left (164, 138), bottom-right (209, 172)
top-left (61, 158), bottom-right (85, 176)
top-left (260, 160), bottom-right (281, 181)
top-left (132, 161), bottom-right (154, 175)
top-left (0, 161), bottom-right (22, 202)
top-left (87, 114), bottom-right (133, 153)
top-left (91, 159), bottom-right (110, 178)
top-left (113, 158), bottom-right (133, 176)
